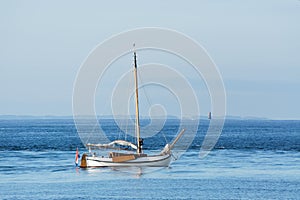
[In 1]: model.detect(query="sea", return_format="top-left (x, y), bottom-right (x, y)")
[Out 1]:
top-left (0, 118), bottom-right (299, 199)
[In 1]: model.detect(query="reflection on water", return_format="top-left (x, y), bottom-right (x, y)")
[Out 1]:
top-left (77, 164), bottom-right (172, 179)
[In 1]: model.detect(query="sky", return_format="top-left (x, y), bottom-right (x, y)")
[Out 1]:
top-left (0, 0), bottom-right (299, 119)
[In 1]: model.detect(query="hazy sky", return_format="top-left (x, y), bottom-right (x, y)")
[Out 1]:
top-left (1, 0), bottom-right (299, 119)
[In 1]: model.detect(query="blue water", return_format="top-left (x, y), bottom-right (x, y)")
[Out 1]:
top-left (0, 119), bottom-right (299, 199)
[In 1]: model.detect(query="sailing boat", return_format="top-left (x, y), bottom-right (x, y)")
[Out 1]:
top-left (80, 47), bottom-right (185, 168)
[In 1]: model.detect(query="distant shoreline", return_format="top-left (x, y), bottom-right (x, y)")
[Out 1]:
top-left (0, 115), bottom-right (298, 121)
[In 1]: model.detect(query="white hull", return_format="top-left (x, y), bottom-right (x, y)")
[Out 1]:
top-left (83, 153), bottom-right (171, 168)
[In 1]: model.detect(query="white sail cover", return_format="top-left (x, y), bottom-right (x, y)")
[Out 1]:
top-left (108, 140), bottom-right (137, 150)
top-left (86, 140), bottom-right (137, 150)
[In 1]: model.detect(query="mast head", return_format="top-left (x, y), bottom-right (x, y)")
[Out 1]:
top-left (133, 44), bottom-right (137, 68)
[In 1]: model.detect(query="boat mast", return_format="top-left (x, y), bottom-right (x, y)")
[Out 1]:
top-left (133, 45), bottom-right (142, 154)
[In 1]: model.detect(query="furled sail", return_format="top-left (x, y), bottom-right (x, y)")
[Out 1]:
top-left (86, 140), bottom-right (137, 150)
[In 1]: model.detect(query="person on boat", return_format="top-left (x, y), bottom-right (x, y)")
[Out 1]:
top-left (138, 138), bottom-right (144, 153)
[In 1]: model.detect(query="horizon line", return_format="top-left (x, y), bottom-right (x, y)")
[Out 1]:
top-left (0, 114), bottom-right (299, 120)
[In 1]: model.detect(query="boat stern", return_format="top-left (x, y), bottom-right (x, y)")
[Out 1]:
top-left (80, 153), bottom-right (88, 168)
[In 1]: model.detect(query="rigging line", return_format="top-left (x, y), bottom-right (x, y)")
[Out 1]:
top-left (111, 71), bottom-right (130, 141)
top-left (85, 122), bottom-right (101, 145)
top-left (137, 69), bottom-right (152, 108)
top-left (117, 78), bottom-right (125, 141)
top-left (94, 78), bottom-right (113, 143)
top-left (162, 131), bottom-right (168, 144)
top-left (124, 69), bottom-right (133, 142)
top-left (171, 153), bottom-right (178, 161)
top-left (137, 67), bottom-right (168, 144)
